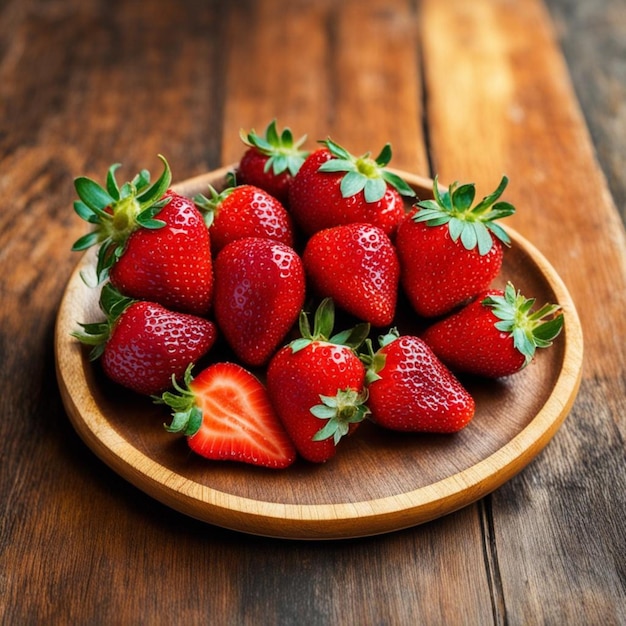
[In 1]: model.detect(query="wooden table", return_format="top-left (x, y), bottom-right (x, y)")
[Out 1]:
top-left (1, 0), bottom-right (624, 623)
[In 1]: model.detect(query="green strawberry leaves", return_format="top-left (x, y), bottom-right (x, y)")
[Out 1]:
top-left (318, 138), bottom-right (416, 203)
top-left (72, 283), bottom-right (136, 361)
top-left (72, 155), bottom-right (172, 283)
top-left (483, 282), bottom-right (564, 365)
top-left (193, 184), bottom-right (235, 228)
top-left (360, 328), bottom-right (402, 384)
top-left (291, 298), bottom-right (370, 353)
top-left (310, 388), bottom-right (370, 444)
top-left (240, 119), bottom-right (309, 176)
top-left (158, 364), bottom-right (204, 437)
top-left (74, 176), bottom-right (116, 217)
top-left (414, 175), bottom-right (515, 255)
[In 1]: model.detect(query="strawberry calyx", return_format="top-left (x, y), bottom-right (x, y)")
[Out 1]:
top-left (71, 283), bottom-right (135, 361)
top-left (361, 328), bottom-right (400, 383)
top-left (483, 282), bottom-right (564, 366)
top-left (413, 175), bottom-right (515, 255)
top-left (287, 298), bottom-right (371, 446)
top-left (289, 297), bottom-right (370, 353)
top-left (71, 155), bottom-right (173, 283)
top-left (193, 184), bottom-right (235, 228)
top-left (317, 138), bottom-right (416, 203)
top-left (310, 388), bottom-right (370, 444)
top-left (157, 364), bottom-right (204, 437)
top-left (240, 119), bottom-right (309, 177)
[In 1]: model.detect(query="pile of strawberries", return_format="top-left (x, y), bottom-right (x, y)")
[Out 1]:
top-left (71, 120), bottom-right (564, 468)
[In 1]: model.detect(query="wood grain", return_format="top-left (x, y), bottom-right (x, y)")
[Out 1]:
top-left (545, 0), bottom-right (626, 225)
top-left (420, 0), bottom-right (626, 623)
top-left (1, 0), bottom-right (624, 623)
top-left (220, 0), bottom-right (429, 173)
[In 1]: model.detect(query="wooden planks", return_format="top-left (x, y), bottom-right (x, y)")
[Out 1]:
top-left (545, 0), bottom-right (626, 225)
top-left (0, 0), bottom-right (624, 623)
top-left (221, 0), bottom-right (428, 173)
top-left (420, 0), bottom-right (626, 623)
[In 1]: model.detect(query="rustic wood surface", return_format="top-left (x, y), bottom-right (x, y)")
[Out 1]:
top-left (1, 0), bottom-right (624, 623)
top-left (544, 0), bottom-right (626, 225)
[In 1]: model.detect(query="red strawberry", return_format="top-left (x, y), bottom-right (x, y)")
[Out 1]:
top-left (73, 284), bottom-right (217, 396)
top-left (421, 282), bottom-right (564, 378)
top-left (193, 182), bottom-right (294, 254)
top-left (237, 119), bottom-right (309, 205)
top-left (159, 362), bottom-right (296, 469)
top-left (213, 237), bottom-right (305, 366)
top-left (72, 156), bottom-right (213, 316)
top-left (266, 298), bottom-right (370, 463)
top-left (395, 176), bottom-right (515, 318)
top-left (288, 139), bottom-right (415, 237)
top-left (302, 223), bottom-right (400, 326)
top-left (362, 330), bottom-right (475, 433)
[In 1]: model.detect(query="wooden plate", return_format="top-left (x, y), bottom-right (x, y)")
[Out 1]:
top-left (54, 167), bottom-right (583, 540)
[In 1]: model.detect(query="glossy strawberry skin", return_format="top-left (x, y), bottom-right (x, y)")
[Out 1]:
top-left (186, 362), bottom-right (296, 469)
top-left (208, 184), bottom-right (294, 254)
top-left (288, 149), bottom-right (405, 237)
top-left (213, 237), bottom-right (305, 366)
top-left (266, 342), bottom-right (366, 463)
top-left (237, 149), bottom-right (293, 206)
top-left (102, 301), bottom-right (217, 396)
top-left (421, 290), bottom-right (526, 377)
top-left (303, 223), bottom-right (400, 327)
top-left (367, 336), bottom-right (475, 433)
top-left (395, 208), bottom-right (503, 318)
top-left (109, 190), bottom-right (213, 316)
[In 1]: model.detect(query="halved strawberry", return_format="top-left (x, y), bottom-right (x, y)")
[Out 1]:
top-left (158, 362), bottom-right (296, 469)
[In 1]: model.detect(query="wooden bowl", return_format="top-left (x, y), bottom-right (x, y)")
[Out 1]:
top-left (54, 167), bottom-right (583, 540)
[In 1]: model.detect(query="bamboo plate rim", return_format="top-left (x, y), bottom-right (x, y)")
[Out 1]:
top-left (54, 167), bottom-right (584, 540)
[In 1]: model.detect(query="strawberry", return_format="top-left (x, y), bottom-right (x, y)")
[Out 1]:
top-left (395, 176), bottom-right (515, 318)
top-left (237, 119), bottom-right (309, 205)
top-left (73, 284), bottom-right (217, 396)
top-left (213, 237), bottom-right (305, 366)
top-left (158, 363), bottom-right (296, 469)
top-left (266, 298), bottom-right (370, 463)
top-left (421, 282), bottom-right (564, 378)
top-left (362, 330), bottom-right (475, 433)
top-left (288, 139), bottom-right (415, 237)
top-left (193, 182), bottom-right (294, 254)
top-left (302, 223), bottom-right (400, 327)
top-left (72, 156), bottom-right (213, 316)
